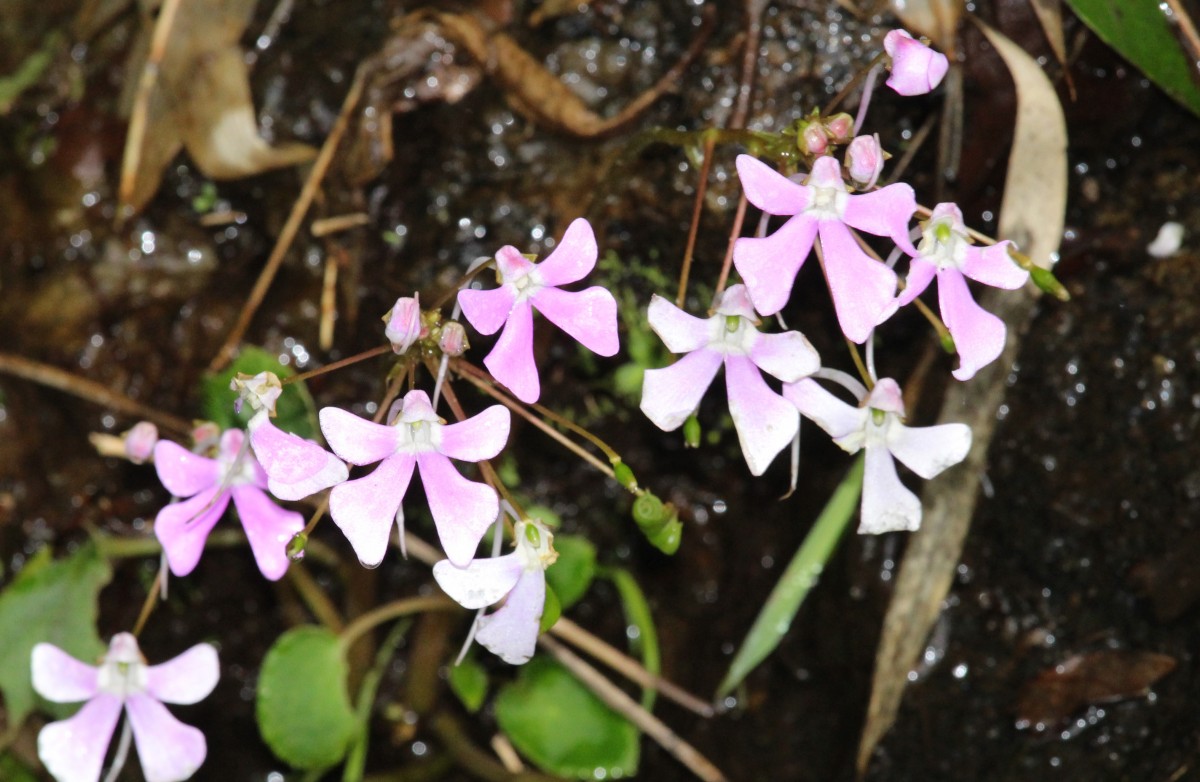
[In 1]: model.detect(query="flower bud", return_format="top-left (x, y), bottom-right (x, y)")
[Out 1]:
top-left (230, 371), bottom-right (282, 416)
top-left (384, 294), bottom-right (425, 354)
top-left (845, 134), bottom-right (885, 188)
top-left (824, 113), bottom-right (854, 144)
top-left (191, 421), bottom-right (221, 451)
top-left (883, 30), bottom-right (949, 96)
top-left (123, 421), bottom-right (159, 464)
top-left (437, 321), bottom-right (468, 356)
top-left (683, 414), bottom-right (702, 448)
top-left (801, 122), bottom-right (829, 156)
top-left (612, 459), bottom-right (638, 491)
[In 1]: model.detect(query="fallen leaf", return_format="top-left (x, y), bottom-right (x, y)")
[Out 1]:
top-left (888, 0), bottom-right (965, 52)
top-left (1128, 529), bottom-right (1200, 622)
top-left (1015, 650), bottom-right (1177, 730)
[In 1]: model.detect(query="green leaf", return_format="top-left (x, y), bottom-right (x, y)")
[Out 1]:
top-left (448, 657), bottom-right (489, 713)
top-left (202, 346), bottom-right (319, 440)
top-left (545, 536), bottom-right (596, 610)
top-left (0, 753), bottom-right (39, 782)
top-left (716, 456), bottom-right (864, 698)
top-left (540, 584), bottom-right (562, 634)
top-left (1064, 0), bottom-right (1200, 117)
top-left (495, 656), bottom-right (639, 779)
top-left (0, 543), bottom-right (110, 738)
top-left (606, 568), bottom-right (660, 710)
top-left (257, 626), bottom-right (357, 770)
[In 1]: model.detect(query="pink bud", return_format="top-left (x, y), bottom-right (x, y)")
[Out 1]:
top-left (191, 421), bottom-right (221, 450)
top-left (883, 30), bottom-right (949, 96)
top-left (438, 321), bottom-right (468, 356)
top-left (384, 294), bottom-right (425, 354)
top-left (123, 421), bottom-right (159, 464)
top-left (824, 113), bottom-right (854, 144)
top-left (801, 123), bottom-right (828, 156)
top-left (845, 134), bottom-right (885, 188)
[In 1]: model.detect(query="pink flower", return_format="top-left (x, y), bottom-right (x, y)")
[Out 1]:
top-left (32, 633), bottom-right (218, 782)
top-left (457, 218), bottom-right (619, 403)
top-left (898, 203), bottom-right (1030, 380)
top-left (640, 284), bottom-right (820, 476)
top-left (732, 154), bottom-right (916, 342)
top-left (320, 390), bottom-right (510, 568)
top-left (784, 377), bottom-right (971, 533)
top-left (384, 294), bottom-right (426, 354)
top-left (433, 519), bottom-right (557, 665)
top-left (247, 411), bottom-right (348, 501)
top-left (845, 134), bottom-right (885, 189)
top-left (883, 30), bottom-right (949, 96)
top-left (154, 429), bottom-right (304, 581)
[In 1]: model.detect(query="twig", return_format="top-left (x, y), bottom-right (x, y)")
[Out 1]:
top-left (131, 567), bottom-right (164, 637)
top-left (677, 135), bottom-right (717, 308)
top-left (0, 353), bottom-right (191, 435)
top-left (712, 191), bottom-right (748, 300)
top-left (538, 636), bottom-right (728, 782)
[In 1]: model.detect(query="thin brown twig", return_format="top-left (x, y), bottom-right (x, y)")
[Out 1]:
top-left (712, 191), bottom-right (748, 300)
top-left (0, 353), bottom-right (192, 435)
top-left (131, 567), bottom-right (164, 637)
top-left (209, 64), bottom-right (369, 373)
top-left (1166, 0), bottom-right (1200, 78)
top-left (677, 135), bottom-right (717, 308)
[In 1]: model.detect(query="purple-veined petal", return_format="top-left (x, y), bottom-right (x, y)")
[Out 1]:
top-left (732, 214), bottom-right (819, 316)
top-left (31, 644), bottom-right (98, 703)
top-left (646, 295), bottom-right (712, 353)
top-left (724, 355), bottom-right (799, 476)
top-left (417, 453), bottom-right (498, 567)
top-left (152, 441), bottom-right (219, 499)
top-left (329, 455), bottom-right (415, 568)
top-left (860, 441), bottom-right (922, 533)
top-left (533, 218), bottom-right (597, 287)
top-left (458, 285), bottom-right (518, 336)
top-left (938, 268), bottom-right (1006, 381)
top-left (231, 486), bottom-right (305, 581)
top-left (483, 300), bottom-right (540, 404)
top-left (437, 405), bottom-right (511, 462)
top-left (735, 154), bottom-right (811, 215)
top-left (962, 241), bottom-right (1029, 289)
top-left (817, 222), bottom-right (899, 343)
top-left (37, 693), bottom-right (123, 782)
top-left (476, 569), bottom-right (545, 665)
top-left (531, 286), bottom-right (619, 356)
top-left (432, 553), bottom-right (524, 609)
top-left (640, 349), bottom-right (723, 432)
top-left (887, 421), bottom-right (972, 480)
top-left (154, 487), bottom-right (231, 577)
top-left (842, 183), bottom-right (918, 256)
top-left (249, 417), bottom-right (347, 501)
top-left (897, 257), bottom-right (937, 307)
top-left (126, 694), bottom-right (207, 782)
top-left (749, 330), bottom-right (821, 383)
top-left (783, 378), bottom-right (866, 443)
top-left (319, 407), bottom-right (401, 466)
top-left (145, 644), bottom-right (219, 705)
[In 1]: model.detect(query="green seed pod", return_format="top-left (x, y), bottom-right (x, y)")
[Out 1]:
top-left (612, 460), bottom-right (638, 491)
top-left (647, 516), bottom-right (683, 556)
top-left (632, 493), bottom-right (665, 529)
top-left (939, 329), bottom-right (957, 355)
top-left (683, 414), bottom-right (702, 449)
top-left (286, 532), bottom-right (308, 562)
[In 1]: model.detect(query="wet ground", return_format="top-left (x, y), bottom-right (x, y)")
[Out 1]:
top-left (2, 1), bottom-right (1200, 780)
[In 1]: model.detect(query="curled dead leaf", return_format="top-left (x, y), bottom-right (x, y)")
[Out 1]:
top-left (1015, 650), bottom-right (1176, 730)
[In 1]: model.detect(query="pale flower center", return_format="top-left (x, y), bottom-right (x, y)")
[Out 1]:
top-left (917, 219), bottom-right (969, 271)
top-left (97, 658), bottom-right (148, 699)
top-left (806, 184), bottom-right (849, 220)
top-left (709, 314), bottom-right (756, 356)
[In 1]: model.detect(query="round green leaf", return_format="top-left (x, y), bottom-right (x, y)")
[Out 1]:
top-left (545, 535), bottom-right (596, 610)
top-left (495, 656), bottom-right (639, 779)
top-left (448, 657), bottom-right (489, 714)
top-left (256, 626), bottom-right (357, 770)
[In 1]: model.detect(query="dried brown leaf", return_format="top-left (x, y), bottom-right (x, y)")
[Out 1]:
top-left (1015, 650), bottom-right (1177, 729)
top-left (888, 0), bottom-right (965, 52)
top-left (1028, 0), bottom-right (1068, 73)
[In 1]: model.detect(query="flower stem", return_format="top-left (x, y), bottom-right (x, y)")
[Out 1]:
top-left (284, 344), bottom-right (392, 386)
top-left (712, 191), bottom-right (749, 301)
top-left (677, 133), bottom-right (717, 308)
top-left (131, 566), bottom-right (164, 637)
top-left (338, 596), bottom-right (457, 653)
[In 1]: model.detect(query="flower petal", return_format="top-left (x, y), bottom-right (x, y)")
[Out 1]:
top-left (842, 182), bottom-right (918, 256)
top-left (31, 644), bottom-right (98, 703)
top-left (231, 486), bottom-right (305, 580)
top-left (329, 455), bottom-right (415, 568)
top-left (897, 257), bottom-right (937, 307)
top-left (483, 300), bottom-right (540, 403)
top-left (495, 245), bottom-right (536, 283)
top-left (735, 154), bottom-right (811, 215)
top-left (154, 487), bottom-right (231, 577)
top-left (749, 329), bottom-right (821, 383)
top-left (37, 693), bottom-right (123, 782)
top-left (640, 349), bottom-right (723, 432)
top-left (152, 441), bottom-right (219, 499)
top-left (476, 569), bottom-right (545, 665)
top-left (860, 442), bottom-right (922, 534)
top-left (417, 454), bottom-right (498, 567)
top-left (249, 417), bottom-right (347, 501)
top-left (725, 355), bottom-right (798, 476)
top-left (531, 286), bottom-right (619, 356)
top-left (437, 405), bottom-right (511, 462)
top-left (319, 407), bottom-right (401, 466)
top-left (126, 694), bottom-right (207, 782)
top-left (733, 214), bottom-right (818, 316)
top-left (938, 268), bottom-right (1006, 381)
top-left (817, 221), bottom-right (898, 343)
top-left (146, 644), bottom-right (220, 705)
top-left (432, 553), bottom-right (524, 609)
top-left (646, 295), bottom-right (712, 353)
top-left (887, 421), bottom-right (971, 480)
top-left (962, 241), bottom-right (1029, 289)
top-left (533, 218), bottom-right (597, 287)
top-left (783, 378), bottom-right (867, 445)
top-left (458, 285), bottom-right (518, 336)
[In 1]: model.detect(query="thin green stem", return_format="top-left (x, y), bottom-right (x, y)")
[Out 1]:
top-left (338, 596), bottom-right (457, 653)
